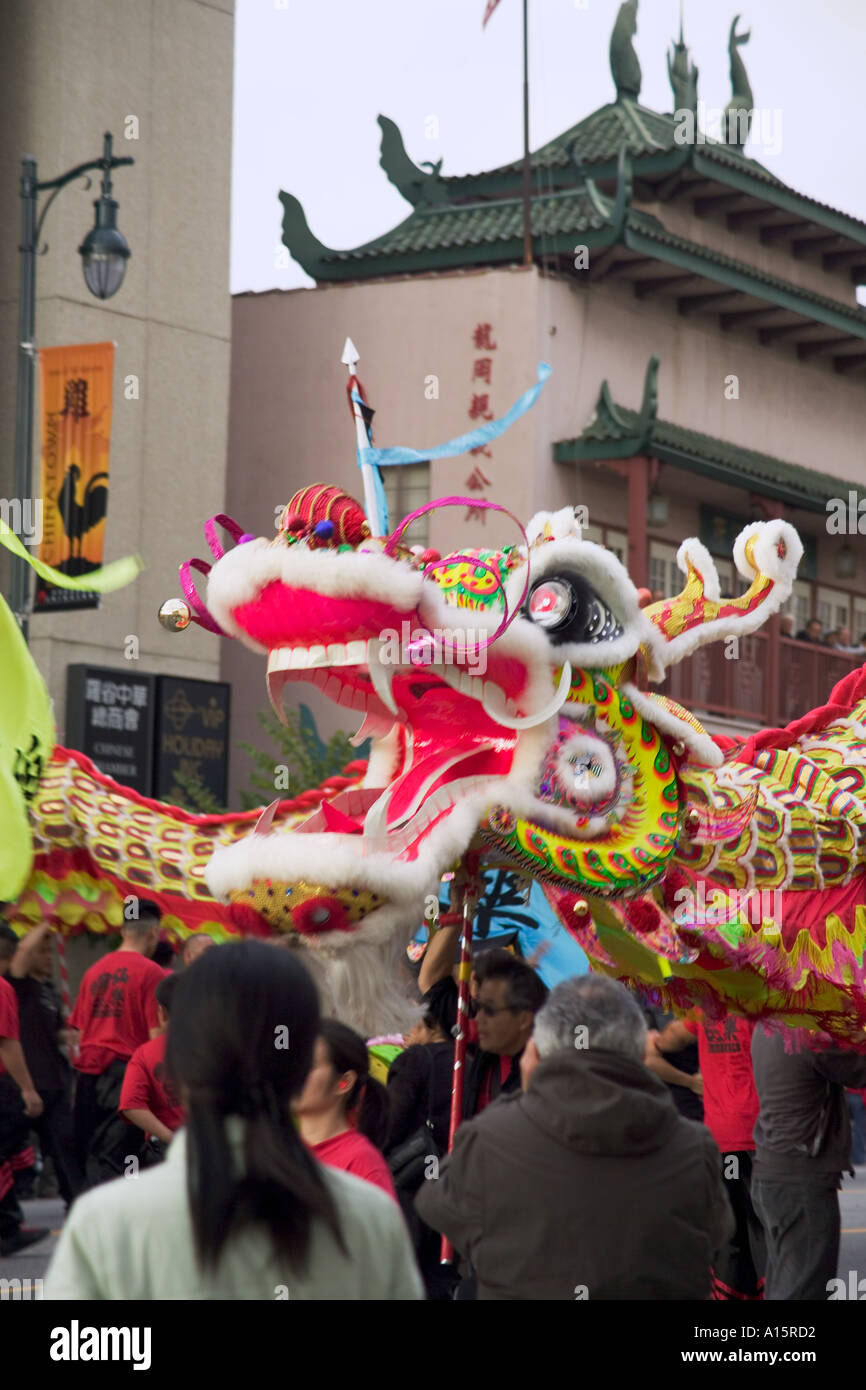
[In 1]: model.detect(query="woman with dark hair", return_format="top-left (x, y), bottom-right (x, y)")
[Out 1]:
top-left (294, 1019), bottom-right (397, 1201)
top-left (44, 943), bottom-right (422, 1299)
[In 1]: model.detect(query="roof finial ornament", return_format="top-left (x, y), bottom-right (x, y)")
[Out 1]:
top-left (377, 116), bottom-right (444, 207)
top-left (609, 0), bottom-right (641, 103)
top-left (667, 2), bottom-right (698, 116)
top-left (720, 14), bottom-right (754, 148)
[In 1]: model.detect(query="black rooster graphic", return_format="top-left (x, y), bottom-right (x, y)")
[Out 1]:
top-left (56, 463), bottom-right (109, 572)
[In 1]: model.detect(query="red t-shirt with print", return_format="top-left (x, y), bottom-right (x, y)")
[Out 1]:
top-left (683, 1015), bottom-right (759, 1153)
top-left (119, 1032), bottom-right (185, 1132)
top-left (69, 949), bottom-right (166, 1074)
top-left (0, 975), bottom-right (19, 1076)
top-left (311, 1129), bottom-right (398, 1202)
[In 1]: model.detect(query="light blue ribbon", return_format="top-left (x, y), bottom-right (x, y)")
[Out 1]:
top-left (354, 361), bottom-right (552, 532)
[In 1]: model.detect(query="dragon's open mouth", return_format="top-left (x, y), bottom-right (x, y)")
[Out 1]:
top-left (265, 631), bottom-right (569, 853)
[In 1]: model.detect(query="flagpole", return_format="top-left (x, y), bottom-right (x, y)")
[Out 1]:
top-left (440, 865), bottom-right (478, 1266)
top-left (341, 337), bottom-right (383, 537)
top-left (521, 0), bottom-right (532, 266)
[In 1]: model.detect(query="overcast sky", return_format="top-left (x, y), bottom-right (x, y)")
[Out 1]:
top-left (231, 0), bottom-right (866, 295)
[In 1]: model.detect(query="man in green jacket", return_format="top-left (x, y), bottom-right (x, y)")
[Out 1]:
top-left (416, 974), bottom-right (734, 1299)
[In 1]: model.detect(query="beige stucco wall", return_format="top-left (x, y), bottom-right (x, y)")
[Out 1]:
top-left (0, 0), bottom-right (234, 737)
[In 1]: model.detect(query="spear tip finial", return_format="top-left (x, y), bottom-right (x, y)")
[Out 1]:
top-left (341, 336), bottom-right (359, 368)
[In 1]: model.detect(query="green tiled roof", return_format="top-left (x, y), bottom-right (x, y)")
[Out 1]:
top-left (280, 102), bottom-right (866, 332)
top-left (445, 101), bottom-right (866, 237)
top-left (469, 102), bottom-right (778, 180)
top-left (556, 359), bottom-right (861, 512)
top-left (294, 183), bottom-right (866, 345)
top-left (317, 188), bottom-right (612, 266)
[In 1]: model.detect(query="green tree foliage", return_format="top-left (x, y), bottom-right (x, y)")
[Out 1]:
top-left (238, 703), bottom-right (367, 811)
top-left (169, 766), bottom-right (227, 815)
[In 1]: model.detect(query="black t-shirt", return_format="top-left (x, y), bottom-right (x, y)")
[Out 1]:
top-left (386, 1041), bottom-right (455, 1155)
top-left (10, 975), bottom-right (69, 1091)
top-left (644, 1005), bottom-right (703, 1123)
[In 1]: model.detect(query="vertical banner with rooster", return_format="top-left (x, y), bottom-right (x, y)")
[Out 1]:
top-left (35, 342), bottom-right (115, 613)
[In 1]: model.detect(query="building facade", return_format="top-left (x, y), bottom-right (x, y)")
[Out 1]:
top-left (0, 0), bottom-right (234, 733)
top-left (225, 7), bottom-right (866, 799)
top-left (0, 0), bottom-right (235, 988)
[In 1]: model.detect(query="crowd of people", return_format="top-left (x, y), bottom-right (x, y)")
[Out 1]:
top-left (1, 900), bottom-right (866, 1300)
top-left (786, 614), bottom-right (866, 653)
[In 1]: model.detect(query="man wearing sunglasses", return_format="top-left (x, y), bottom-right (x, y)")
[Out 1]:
top-left (463, 951), bottom-right (547, 1119)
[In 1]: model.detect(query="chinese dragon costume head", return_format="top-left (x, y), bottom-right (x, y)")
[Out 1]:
top-left (7, 453), bottom-right (866, 1047)
top-left (153, 480), bottom-right (864, 1045)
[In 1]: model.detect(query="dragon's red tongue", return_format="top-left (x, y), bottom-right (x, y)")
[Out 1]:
top-left (386, 744), bottom-right (511, 823)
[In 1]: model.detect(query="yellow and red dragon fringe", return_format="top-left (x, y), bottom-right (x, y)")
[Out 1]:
top-left (7, 746), bottom-right (367, 946)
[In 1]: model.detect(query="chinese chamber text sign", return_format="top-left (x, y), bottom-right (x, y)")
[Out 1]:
top-left (36, 342), bottom-right (115, 613)
top-left (66, 666), bottom-right (155, 794)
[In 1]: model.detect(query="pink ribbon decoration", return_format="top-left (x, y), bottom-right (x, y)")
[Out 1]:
top-left (384, 495), bottom-right (531, 657)
top-left (179, 514), bottom-right (250, 634)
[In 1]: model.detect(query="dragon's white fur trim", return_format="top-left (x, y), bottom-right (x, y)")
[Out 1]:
top-left (622, 684), bottom-right (723, 767)
top-left (734, 519), bottom-right (803, 586)
top-left (207, 541), bottom-right (426, 646)
top-left (525, 507), bottom-right (583, 544)
top-left (676, 540), bottom-right (721, 604)
top-left (655, 521), bottom-right (802, 671)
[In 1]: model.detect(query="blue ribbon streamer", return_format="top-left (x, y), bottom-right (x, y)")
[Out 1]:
top-left (357, 361), bottom-right (551, 473)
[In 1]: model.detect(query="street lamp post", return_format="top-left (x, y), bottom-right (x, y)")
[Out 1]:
top-left (12, 131), bottom-right (133, 639)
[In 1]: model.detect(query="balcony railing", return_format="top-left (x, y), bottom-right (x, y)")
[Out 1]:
top-left (659, 631), bottom-right (864, 730)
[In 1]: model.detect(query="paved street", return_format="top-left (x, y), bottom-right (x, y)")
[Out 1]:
top-left (4, 1174), bottom-right (866, 1298)
top-left (0, 1197), bottom-right (64, 1295)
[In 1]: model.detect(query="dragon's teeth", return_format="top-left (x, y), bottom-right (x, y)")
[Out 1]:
top-left (368, 639), bottom-right (398, 715)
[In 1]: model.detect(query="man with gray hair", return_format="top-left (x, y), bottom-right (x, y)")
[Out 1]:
top-left (417, 974), bottom-right (734, 1299)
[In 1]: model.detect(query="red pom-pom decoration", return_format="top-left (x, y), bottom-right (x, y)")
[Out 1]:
top-left (291, 896), bottom-right (352, 936)
top-left (278, 485), bottom-right (369, 548)
top-left (624, 899), bottom-right (662, 935)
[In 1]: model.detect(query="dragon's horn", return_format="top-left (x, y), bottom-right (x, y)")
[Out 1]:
top-left (641, 519), bottom-right (803, 675)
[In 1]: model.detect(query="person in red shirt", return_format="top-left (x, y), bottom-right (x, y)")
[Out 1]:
top-left (119, 973), bottom-right (185, 1157)
top-left (0, 925), bottom-right (48, 1254)
top-left (654, 1011), bottom-right (765, 1300)
top-left (294, 1019), bottom-right (397, 1201)
top-left (69, 902), bottom-right (166, 1188)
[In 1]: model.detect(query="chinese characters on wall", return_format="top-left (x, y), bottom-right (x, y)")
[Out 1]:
top-left (465, 322), bottom-right (498, 523)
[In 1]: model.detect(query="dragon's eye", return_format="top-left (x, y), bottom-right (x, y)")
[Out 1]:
top-left (524, 572), bottom-right (623, 646)
top-left (528, 580), bottom-right (572, 628)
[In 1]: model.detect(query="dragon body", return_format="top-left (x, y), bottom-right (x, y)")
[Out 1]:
top-left (8, 483), bottom-right (866, 1044)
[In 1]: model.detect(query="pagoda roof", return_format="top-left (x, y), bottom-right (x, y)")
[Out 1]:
top-left (280, 152), bottom-right (866, 373)
top-left (449, 100), bottom-right (780, 188)
top-left (280, 8), bottom-right (866, 373)
top-left (282, 98), bottom-right (866, 290)
top-left (555, 357), bottom-right (863, 513)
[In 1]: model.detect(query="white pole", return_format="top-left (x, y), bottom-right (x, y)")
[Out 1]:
top-left (341, 337), bottom-right (383, 536)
